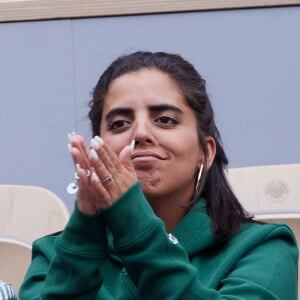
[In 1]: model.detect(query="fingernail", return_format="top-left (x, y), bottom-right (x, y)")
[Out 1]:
top-left (68, 132), bottom-right (76, 143)
top-left (75, 163), bottom-right (81, 173)
top-left (90, 138), bottom-right (100, 150)
top-left (130, 140), bottom-right (135, 153)
top-left (90, 148), bottom-right (99, 161)
top-left (91, 172), bottom-right (100, 183)
top-left (94, 136), bottom-right (104, 146)
top-left (68, 134), bottom-right (73, 143)
top-left (67, 143), bottom-right (72, 153)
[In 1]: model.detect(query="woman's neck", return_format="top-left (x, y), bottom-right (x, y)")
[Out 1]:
top-left (146, 187), bottom-right (193, 233)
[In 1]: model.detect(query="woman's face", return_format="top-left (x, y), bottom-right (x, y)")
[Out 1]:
top-left (100, 68), bottom-right (204, 203)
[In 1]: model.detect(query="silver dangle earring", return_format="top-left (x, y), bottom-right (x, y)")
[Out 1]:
top-left (195, 164), bottom-right (204, 192)
top-left (66, 172), bottom-right (79, 194)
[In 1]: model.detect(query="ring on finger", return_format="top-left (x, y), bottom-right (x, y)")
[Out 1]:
top-left (101, 174), bottom-right (113, 187)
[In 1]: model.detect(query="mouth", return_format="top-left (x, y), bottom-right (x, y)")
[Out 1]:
top-left (131, 151), bottom-right (167, 162)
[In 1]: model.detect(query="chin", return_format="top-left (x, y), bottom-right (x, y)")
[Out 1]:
top-left (140, 181), bottom-right (161, 198)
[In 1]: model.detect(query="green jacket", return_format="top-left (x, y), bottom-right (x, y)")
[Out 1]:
top-left (20, 183), bottom-right (298, 299)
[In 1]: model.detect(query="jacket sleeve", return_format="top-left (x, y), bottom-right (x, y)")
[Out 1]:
top-left (102, 182), bottom-right (298, 300)
top-left (19, 204), bottom-right (109, 300)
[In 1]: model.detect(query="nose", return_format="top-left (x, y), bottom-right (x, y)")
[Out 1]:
top-left (132, 118), bottom-right (155, 146)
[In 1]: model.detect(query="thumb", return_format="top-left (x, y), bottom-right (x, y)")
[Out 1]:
top-left (119, 140), bottom-right (135, 172)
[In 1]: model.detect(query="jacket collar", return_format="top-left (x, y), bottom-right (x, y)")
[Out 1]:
top-left (172, 199), bottom-right (219, 255)
top-left (108, 199), bottom-right (218, 260)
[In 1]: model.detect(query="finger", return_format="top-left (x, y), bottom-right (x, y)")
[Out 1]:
top-left (102, 143), bottom-right (122, 171)
top-left (119, 140), bottom-right (136, 173)
top-left (89, 171), bottom-right (113, 208)
top-left (68, 133), bottom-right (86, 153)
top-left (73, 135), bottom-right (91, 168)
top-left (69, 146), bottom-right (86, 170)
top-left (92, 136), bottom-right (120, 166)
top-left (89, 142), bottom-right (123, 204)
top-left (69, 134), bottom-right (91, 170)
top-left (90, 136), bottom-right (118, 175)
top-left (76, 163), bottom-right (90, 187)
top-left (76, 166), bottom-right (101, 214)
top-left (90, 138), bottom-right (137, 188)
top-left (77, 164), bottom-right (111, 212)
top-left (90, 148), bottom-right (115, 185)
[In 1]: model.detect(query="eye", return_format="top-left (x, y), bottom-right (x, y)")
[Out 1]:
top-left (107, 120), bottom-right (131, 131)
top-left (155, 116), bottom-right (179, 126)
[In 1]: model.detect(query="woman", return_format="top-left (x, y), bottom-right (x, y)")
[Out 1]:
top-left (20, 51), bottom-right (298, 299)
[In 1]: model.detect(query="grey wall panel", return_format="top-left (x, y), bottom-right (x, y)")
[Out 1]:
top-left (0, 7), bottom-right (299, 211)
top-left (0, 20), bottom-right (76, 210)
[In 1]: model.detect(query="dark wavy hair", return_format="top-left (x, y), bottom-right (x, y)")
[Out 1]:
top-left (88, 51), bottom-right (252, 239)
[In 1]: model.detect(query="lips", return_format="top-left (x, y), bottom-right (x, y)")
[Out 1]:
top-left (131, 151), bottom-right (167, 161)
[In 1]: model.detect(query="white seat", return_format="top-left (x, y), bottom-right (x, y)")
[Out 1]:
top-left (0, 185), bottom-right (70, 245)
top-left (227, 163), bottom-right (300, 214)
top-left (227, 164), bottom-right (300, 297)
top-left (0, 236), bottom-right (32, 295)
top-left (254, 213), bottom-right (300, 244)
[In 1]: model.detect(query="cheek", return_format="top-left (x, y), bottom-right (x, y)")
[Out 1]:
top-left (174, 133), bottom-right (200, 157)
top-left (179, 145), bottom-right (199, 164)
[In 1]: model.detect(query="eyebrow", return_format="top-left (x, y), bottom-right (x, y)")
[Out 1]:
top-left (149, 104), bottom-right (183, 114)
top-left (105, 104), bottom-right (183, 121)
top-left (105, 108), bottom-right (133, 121)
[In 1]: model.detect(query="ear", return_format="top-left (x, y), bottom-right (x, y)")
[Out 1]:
top-left (198, 136), bottom-right (216, 170)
